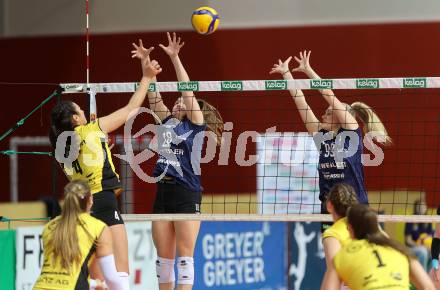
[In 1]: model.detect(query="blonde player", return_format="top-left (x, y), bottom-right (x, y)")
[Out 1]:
top-left (49, 39), bottom-right (162, 289)
top-left (271, 52), bottom-right (391, 232)
top-left (321, 204), bottom-right (435, 290)
top-left (34, 180), bottom-right (124, 290)
top-left (137, 32), bottom-right (223, 290)
top-left (322, 183), bottom-right (358, 289)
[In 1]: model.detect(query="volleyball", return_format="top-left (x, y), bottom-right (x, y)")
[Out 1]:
top-left (191, 6), bottom-right (219, 35)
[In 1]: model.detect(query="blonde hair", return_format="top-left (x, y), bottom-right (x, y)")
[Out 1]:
top-left (349, 102), bottom-right (392, 145)
top-left (48, 180), bottom-right (93, 271)
top-left (198, 99), bottom-right (224, 146)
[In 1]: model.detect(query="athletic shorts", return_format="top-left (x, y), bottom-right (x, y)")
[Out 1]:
top-left (91, 190), bottom-right (124, 226)
top-left (153, 179), bottom-right (202, 214)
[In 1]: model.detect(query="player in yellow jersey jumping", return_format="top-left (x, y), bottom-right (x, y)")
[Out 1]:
top-left (321, 204), bottom-right (434, 290)
top-left (49, 39), bottom-right (162, 289)
top-left (34, 180), bottom-right (124, 290)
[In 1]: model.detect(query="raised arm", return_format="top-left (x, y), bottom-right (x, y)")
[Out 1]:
top-left (160, 32), bottom-right (203, 125)
top-left (270, 56), bottom-right (321, 134)
top-left (146, 76), bottom-right (171, 122)
top-left (293, 51), bottom-right (358, 130)
top-left (99, 39), bottom-right (162, 133)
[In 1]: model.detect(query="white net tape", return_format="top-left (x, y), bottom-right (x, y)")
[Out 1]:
top-left (60, 77), bottom-right (439, 93)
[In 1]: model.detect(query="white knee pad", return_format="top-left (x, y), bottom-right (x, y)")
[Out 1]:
top-left (177, 257), bottom-right (194, 285)
top-left (156, 257), bottom-right (175, 284)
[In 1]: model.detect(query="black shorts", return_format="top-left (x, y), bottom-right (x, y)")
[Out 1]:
top-left (153, 180), bottom-right (202, 214)
top-left (91, 190), bottom-right (124, 226)
top-left (320, 202), bottom-right (333, 233)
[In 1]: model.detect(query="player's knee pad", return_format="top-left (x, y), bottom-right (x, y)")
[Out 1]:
top-left (156, 257), bottom-right (175, 284)
top-left (177, 257), bottom-right (194, 285)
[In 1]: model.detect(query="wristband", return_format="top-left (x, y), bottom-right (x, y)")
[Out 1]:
top-left (433, 259), bottom-right (439, 270)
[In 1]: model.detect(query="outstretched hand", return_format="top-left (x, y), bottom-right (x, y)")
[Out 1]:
top-left (270, 56), bottom-right (292, 75)
top-left (131, 39), bottom-right (161, 78)
top-left (159, 32), bottom-right (185, 58)
top-left (131, 39), bottom-right (154, 61)
top-left (292, 50), bottom-right (312, 73)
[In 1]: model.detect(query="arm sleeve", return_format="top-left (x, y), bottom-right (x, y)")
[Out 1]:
top-left (98, 254), bottom-right (125, 290)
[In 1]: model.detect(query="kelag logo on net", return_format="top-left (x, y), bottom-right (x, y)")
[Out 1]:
top-left (265, 80), bottom-right (287, 90)
top-left (310, 79), bottom-right (333, 89)
top-left (356, 78), bottom-right (379, 89)
top-left (178, 81), bottom-right (199, 91)
top-left (403, 77), bottom-right (426, 88)
top-left (221, 81), bottom-right (243, 91)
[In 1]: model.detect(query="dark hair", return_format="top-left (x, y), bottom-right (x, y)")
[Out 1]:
top-left (347, 204), bottom-right (413, 259)
top-left (197, 99), bottom-right (224, 146)
top-left (327, 183), bottom-right (358, 217)
top-left (49, 100), bottom-right (77, 149)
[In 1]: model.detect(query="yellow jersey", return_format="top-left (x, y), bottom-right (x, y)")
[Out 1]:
top-left (334, 239), bottom-right (410, 290)
top-left (61, 120), bottom-right (121, 194)
top-left (34, 213), bottom-right (106, 290)
top-left (322, 217), bottom-right (351, 246)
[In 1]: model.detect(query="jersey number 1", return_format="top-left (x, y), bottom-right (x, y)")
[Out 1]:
top-left (372, 250), bottom-right (386, 267)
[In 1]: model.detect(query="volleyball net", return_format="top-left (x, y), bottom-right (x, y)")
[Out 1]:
top-left (4, 77), bottom-right (440, 222)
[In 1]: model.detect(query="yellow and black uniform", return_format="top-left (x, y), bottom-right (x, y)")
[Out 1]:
top-left (34, 213), bottom-right (106, 290)
top-left (322, 217), bottom-right (351, 246)
top-left (334, 239), bottom-right (410, 290)
top-left (62, 120), bottom-right (124, 226)
top-left (63, 120), bottom-right (120, 194)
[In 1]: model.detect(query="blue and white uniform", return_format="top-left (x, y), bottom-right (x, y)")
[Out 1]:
top-left (153, 116), bottom-right (206, 213)
top-left (316, 127), bottom-right (368, 204)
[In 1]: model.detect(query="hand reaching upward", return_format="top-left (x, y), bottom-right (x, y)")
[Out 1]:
top-left (159, 32), bottom-right (185, 58)
top-left (292, 50), bottom-right (312, 74)
top-left (270, 56), bottom-right (292, 75)
top-left (131, 39), bottom-right (161, 78)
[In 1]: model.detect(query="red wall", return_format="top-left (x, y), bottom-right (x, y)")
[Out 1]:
top-left (1, 22), bottom-right (440, 210)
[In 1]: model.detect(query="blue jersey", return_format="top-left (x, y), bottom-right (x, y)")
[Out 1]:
top-left (404, 222), bottom-right (433, 242)
top-left (153, 116), bottom-right (206, 192)
top-left (316, 127), bottom-right (368, 204)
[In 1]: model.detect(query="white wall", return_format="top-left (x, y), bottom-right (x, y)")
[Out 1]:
top-left (4, 0), bottom-right (440, 37)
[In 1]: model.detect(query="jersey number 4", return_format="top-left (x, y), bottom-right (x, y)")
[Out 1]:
top-left (72, 160), bottom-right (83, 174)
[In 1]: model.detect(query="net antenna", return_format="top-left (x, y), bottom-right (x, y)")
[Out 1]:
top-left (85, 0), bottom-right (97, 121)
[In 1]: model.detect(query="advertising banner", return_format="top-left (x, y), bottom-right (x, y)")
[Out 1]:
top-left (194, 221), bottom-right (287, 290)
top-left (257, 133), bottom-right (320, 214)
top-left (125, 221), bottom-right (158, 290)
top-left (0, 230), bottom-right (16, 290)
top-left (288, 222), bottom-right (325, 290)
top-left (15, 226), bottom-right (44, 290)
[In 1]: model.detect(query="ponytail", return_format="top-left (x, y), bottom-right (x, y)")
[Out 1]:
top-left (197, 99), bottom-right (224, 146)
top-left (350, 102), bottom-right (392, 145)
top-left (347, 204), bottom-right (413, 260)
top-left (48, 180), bottom-right (93, 271)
